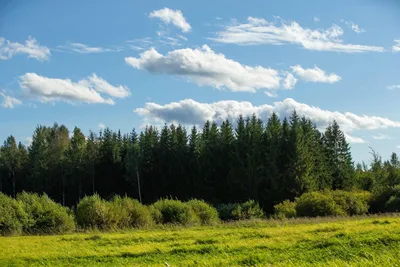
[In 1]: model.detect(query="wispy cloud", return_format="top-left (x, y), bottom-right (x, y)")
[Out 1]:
top-left (19, 73), bottom-right (130, 105)
top-left (210, 17), bottom-right (384, 53)
top-left (57, 42), bottom-right (120, 54)
top-left (291, 65), bottom-right (341, 83)
top-left (387, 85), bottom-right (400, 90)
top-left (343, 20), bottom-right (365, 33)
top-left (372, 133), bottom-right (391, 140)
top-left (149, 8), bottom-right (191, 33)
top-left (313, 17), bottom-right (320, 22)
top-left (393, 40), bottom-right (400, 52)
top-left (0, 36), bottom-right (50, 61)
top-left (1, 93), bottom-right (22, 108)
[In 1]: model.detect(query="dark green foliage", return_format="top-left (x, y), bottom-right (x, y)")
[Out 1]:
top-left (217, 201), bottom-right (264, 220)
top-left (232, 200), bottom-right (265, 220)
top-left (273, 200), bottom-right (297, 219)
top-left (3, 112), bottom-right (399, 220)
top-left (17, 192), bottom-right (75, 234)
top-left (216, 203), bottom-right (239, 221)
top-left (0, 193), bottom-right (27, 235)
top-left (151, 199), bottom-right (199, 225)
top-left (187, 199), bottom-right (219, 225)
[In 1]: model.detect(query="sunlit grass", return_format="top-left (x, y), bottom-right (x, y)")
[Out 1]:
top-left (1, 214), bottom-right (400, 266)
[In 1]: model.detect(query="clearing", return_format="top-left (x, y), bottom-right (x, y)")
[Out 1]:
top-left (1, 215), bottom-right (400, 266)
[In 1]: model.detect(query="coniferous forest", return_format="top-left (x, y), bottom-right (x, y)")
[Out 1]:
top-left (1, 112), bottom-right (399, 214)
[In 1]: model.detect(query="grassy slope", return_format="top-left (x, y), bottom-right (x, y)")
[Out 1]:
top-left (1, 215), bottom-right (400, 267)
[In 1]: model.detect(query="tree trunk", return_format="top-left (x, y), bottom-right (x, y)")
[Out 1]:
top-left (136, 168), bottom-right (142, 203)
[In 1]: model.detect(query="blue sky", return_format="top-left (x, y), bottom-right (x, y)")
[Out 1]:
top-left (1, 0), bottom-right (400, 164)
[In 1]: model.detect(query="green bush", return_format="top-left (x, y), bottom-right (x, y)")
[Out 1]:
top-left (17, 192), bottom-right (75, 234)
top-left (111, 196), bottom-right (153, 228)
top-left (76, 194), bottom-right (113, 230)
top-left (295, 191), bottom-right (345, 217)
top-left (0, 193), bottom-right (27, 236)
top-left (385, 195), bottom-right (400, 212)
top-left (216, 203), bottom-right (239, 221)
top-left (187, 199), bottom-right (219, 225)
top-left (151, 199), bottom-right (199, 225)
top-left (273, 200), bottom-right (297, 219)
top-left (232, 200), bottom-right (265, 220)
top-left (331, 190), bottom-right (370, 216)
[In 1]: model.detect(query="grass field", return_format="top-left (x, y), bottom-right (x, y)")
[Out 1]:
top-left (1, 215), bottom-right (400, 266)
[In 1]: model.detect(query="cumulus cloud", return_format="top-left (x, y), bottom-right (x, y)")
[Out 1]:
top-left (343, 20), bottom-right (365, 33)
top-left (313, 17), bottom-right (320, 22)
top-left (125, 45), bottom-right (288, 93)
top-left (291, 65), bottom-right (341, 83)
top-left (1, 93), bottom-right (22, 108)
top-left (19, 73), bottom-right (131, 105)
top-left (388, 85), bottom-right (400, 90)
top-left (98, 123), bottom-right (106, 130)
top-left (393, 40), bottom-right (400, 52)
top-left (210, 17), bottom-right (384, 53)
top-left (149, 8), bottom-right (191, 33)
top-left (135, 98), bottom-right (400, 143)
top-left (0, 36), bottom-right (51, 61)
top-left (57, 42), bottom-right (118, 54)
top-left (344, 133), bottom-right (365, 144)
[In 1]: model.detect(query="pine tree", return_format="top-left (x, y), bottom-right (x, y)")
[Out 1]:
top-left (324, 121), bottom-right (355, 190)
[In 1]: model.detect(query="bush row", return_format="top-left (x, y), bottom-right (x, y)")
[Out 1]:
top-left (273, 190), bottom-right (371, 219)
top-left (0, 192), bottom-right (75, 236)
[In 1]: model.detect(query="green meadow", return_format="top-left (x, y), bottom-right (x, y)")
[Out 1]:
top-left (1, 215), bottom-right (399, 267)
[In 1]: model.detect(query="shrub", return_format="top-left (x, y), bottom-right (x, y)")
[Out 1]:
top-left (76, 194), bottom-right (113, 230)
top-left (0, 193), bottom-right (27, 236)
top-left (331, 190), bottom-right (370, 216)
top-left (111, 196), bottom-right (153, 228)
top-left (187, 199), bottom-right (219, 225)
top-left (384, 185), bottom-right (400, 212)
top-left (232, 200), bottom-right (265, 220)
top-left (17, 192), bottom-right (75, 234)
top-left (151, 199), bottom-right (199, 225)
top-left (149, 205), bottom-right (163, 224)
top-left (273, 200), bottom-right (297, 219)
top-left (295, 191), bottom-right (345, 217)
top-left (216, 203), bottom-right (239, 221)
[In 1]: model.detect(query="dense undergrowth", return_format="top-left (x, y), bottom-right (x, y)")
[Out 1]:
top-left (0, 188), bottom-right (399, 236)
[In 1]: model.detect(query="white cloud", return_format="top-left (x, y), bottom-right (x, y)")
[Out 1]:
top-left (393, 40), bottom-right (400, 52)
top-left (265, 91), bottom-right (278, 98)
top-left (0, 36), bottom-right (50, 61)
top-left (135, 98), bottom-right (400, 143)
top-left (57, 42), bottom-right (118, 53)
top-left (79, 74), bottom-right (130, 98)
top-left (125, 45), bottom-right (289, 93)
top-left (343, 20), bottom-right (365, 33)
top-left (344, 133), bottom-right (366, 144)
top-left (1, 93), bottom-right (22, 108)
top-left (372, 134), bottom-right (391, 140)
top-left (291, 65), bottom-right (341, 83)
top-left (313, 17), bottom-right (320, 22)
top-left (98, 123), bottom-right (106, 130)
top-left (388, 85), bottom-right (400, 90)
top-left (19, 73), bottom-right (131, 105)
top-left (149, 8), bottom-right (191, 33)
top-left (210, 17), bottom-right (384, 53)
top-left (282, 73), bottom-right (297, 89)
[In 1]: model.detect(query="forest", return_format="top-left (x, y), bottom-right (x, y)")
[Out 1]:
top-left (0, 112), bottom-right (399, 214)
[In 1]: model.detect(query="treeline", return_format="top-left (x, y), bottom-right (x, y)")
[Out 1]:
top-left (0, 112), bottom-right (399, 214)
